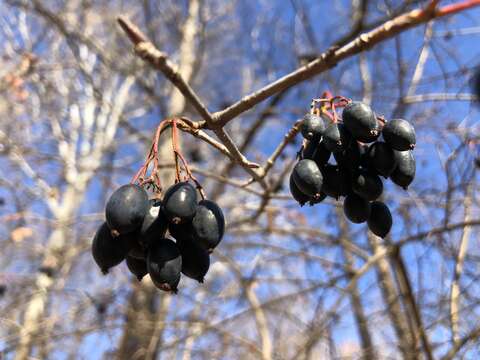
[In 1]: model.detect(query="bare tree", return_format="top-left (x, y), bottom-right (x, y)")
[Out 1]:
top-left (1, 0), bottom-right (480, 359)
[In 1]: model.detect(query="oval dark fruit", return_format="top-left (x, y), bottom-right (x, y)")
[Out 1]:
top-left (351, 169), bottom-right (383, 201)
top-left (162, 182), bottom-right (198, 224)
top-left (126, 255), bottom-right (148, 281)
top-left (192, 200), bottom-right (225, 251)
top-left (105, 184), bottom-right (149, 234)
top-left (382, 119), bottom-right (416, 151)
top-left (147, 238), bottom-right (182, 293)
top-left (302, 139), bottom-right (318, 160)
top-left (139, 199), bottom-right (168, 248)
top-left (313, 141), bottom-right (331, 166)
top-left (308, 192), bottom-right (327, 205)
top-left (342, 102), bottom-right (378, 141)
top-left (178, 239), bottom-right (210, 283)
top-left (343, 193), bottom-right (371, 224)
top-left (289, 173), bottom-right (310, 206)
top-left (391, 150), bottom-right (415, 189)
top-left (367, 141), bottom-right (397, 178)
top-left (321, 164), bottom-right (349, 199)
top-left (323, 123), bottom-right (352, 153)
top-left (91, 222), bottom-right (132, 274)
top-left (301, 113), bottom-right (326, 140)
top-left (367, 201), bottom-right (392, 238)
top-left (292, 159), bottom-right (323, 198)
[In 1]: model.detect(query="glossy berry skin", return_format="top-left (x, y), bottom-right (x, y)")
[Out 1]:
top-left (177, 238), bottom-right (210, 283)
top-left (289, 173), bottom-right (310, 206)
top-left (351, 169), bottom-right (383, 201)
top-left (391, 150), bottom-right (416, 189)
top-left (126, 255), bottom-right (148, 281)
top-left (105, 184), bottom-right (149, 234)
top-left (334, 142), bottom-right (367, 169)
top-left (162, 182), bottom-right (198, 224)
top-left (292, 159), bottom-right (324, 198)
top-left (343, 193), bottom-right (371, 224)
top-left (147, 238), bottom-right (182, 293)
top-left (342, 102), bottom-right (378, 141)
top-left (321, 164), bottom-right (350, 200)
top-left (139, 199), bottom-right (168, 247)
top-left (302, 139), bottom-right (318, 160)
top-left (382, 119), bottom-right (416, 151)
top-left (367, 201), bottom-right (392, 238)
top-left (323, 123), bottom-right (352, 153)
top-left (301, 114), bottom-right (326, 140)
top-left (91, 222), bottom-right (132, 274)
top-left (192, 200), bottom-right (225, 251)
top-left (313, 141), bottom-right (331, 166)
top-left (367, 141), bottom-right (397, 178)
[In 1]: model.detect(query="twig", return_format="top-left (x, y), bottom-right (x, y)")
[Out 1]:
top-left (117, 16), bottom-right (214, 124)
top-left (212, 0), bottom-right (480, 126)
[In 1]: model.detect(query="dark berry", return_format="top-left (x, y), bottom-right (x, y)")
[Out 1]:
top-left (391, 150), bottom-right (415, 189)
top-left (382, 119), bottom-right (416, 151)
top-left (351, 169), bottom-right (383, 201)
top-left (147, 238), bottom-right (182, 293)
top-left (138, 199), bottom-right (168, 248)
top-left (342, 102), bottom-right (378, 141)
top-left (343, 193), bottom-right (371, 223)
top-left (367, 201), bottom-right (393, 238)
top-left (126, 255), bottom-right (148, 281)
top-left (321, 164), bottom-right (350, 199)
top-left (177, 238), bottom-right (210, 283)
top-left (313, 141), bottom-right (331, 166)
top-left (162, 182), bottom-right (198, 224)
top-left (91, 222), bottom-right (133, 274)
top-left (367, 141), bottom-right (397, 178)
top-left (192, 200), bottom-right (225, 251)
top-left (301, 113), bottom-right (326, 140)
top-left (289, 173), bottom-right (310, 206)
top-left (105, 184), bottom-right (149, 234)
top-left (323, 123), bottom-right (352, 153)
top-left (292, 159), bottom-right (324, 198)
top-left (302, 139), bottom-right (318, 160)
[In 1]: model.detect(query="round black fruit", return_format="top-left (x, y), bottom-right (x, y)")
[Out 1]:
top-left (367, 201), bottom-right (392, 238)
top-left (382, 119), bottom-right (416, 151)
top-left (289, 173), bottom-right (310, 206)
top-left (292, 159), bottom-right (324, 197)
top-left (162, 182), bottom-right (198, 224)
top-left (91, 222), bottom-right (132, 274)
top-left (147, 238), bottom-right (182, 293)
top-left (138, 199), bottom-right (168, 248)
top-left (323, 123), bottom-right (352, 153)
top-left (321, 164), bottom-right (350, 199)
top-left (343, 193), bottom-right (371, 224)
top-left (302, 139), bottom-right (318, 160)
top-left (178, 239), bottom-right (210, 283)
top-left (367, 141), bottom-right (397, 178)
top-left (391, 150), bottom-right (415, 189)
top-left (105, 184), bottom-right (149, 234)
top-left (192, 199), bottom-right (225, 251)
top-left (342, 102), bottom-right (378, 141)
top-left (313, 141), bottom-right (331, 166)
top-left (301, 113), bottom-right (326, 140)
top-left (126, 255), bottom-right (148, 281)
top-left (351, 169), bottom-right (383, 201)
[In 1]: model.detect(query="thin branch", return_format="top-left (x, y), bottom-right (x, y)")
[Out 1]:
top-left (212, 0), bottom-right (480, 126)
top-left (117, 16), bottom-right (214, 124)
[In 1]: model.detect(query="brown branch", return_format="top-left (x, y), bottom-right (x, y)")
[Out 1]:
top-left (212, 0), bottom-right (480, 126)
top-left (117, 16), bottom-right (214, 124)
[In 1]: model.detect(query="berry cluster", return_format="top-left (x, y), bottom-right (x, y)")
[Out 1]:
top-left (91, 119), bottom-right (225, 293)
top-left (290, 93), bottom-right (416, 238)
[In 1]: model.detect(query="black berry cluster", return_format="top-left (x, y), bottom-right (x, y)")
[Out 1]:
top-left (92, 182), bottom-right (225, 293)
top-left (290, 95), bottom-right (416, 238)
top-left (91, 119), bottom-right (225, 293)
